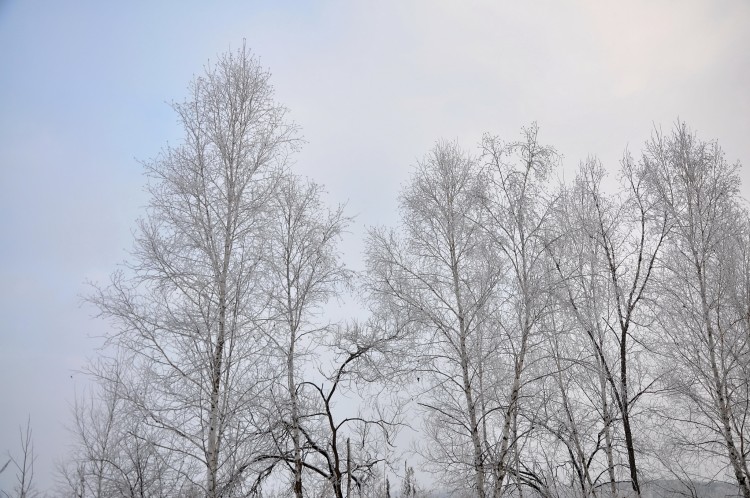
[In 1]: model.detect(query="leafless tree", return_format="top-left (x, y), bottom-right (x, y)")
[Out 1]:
top-left (544, 160), bottom-right (628, 497)
top-left (253, 320), bottom-right (403, 498)
top-left (2, 417), bottom-right (38, 498)
top-left (366, 139), bottom-right (500, 496)
top-left (365, 129), bottom-right (562, 498)
top-left (479, 124), bottom-right (560, 497)
top-left (88, 44), bottom-right (298, 497)
top-left (57, 356), bottom-right (188, 498)
top-left (548, 149), bottom-right (669, 498)
top-left (645, 123), bottom-right (750, 497)
top-left (300, 322), bottom-right (403, 498)
top-left (260, 173), bottom-right (352, 497)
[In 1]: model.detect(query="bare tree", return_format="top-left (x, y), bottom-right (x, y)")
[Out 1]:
top-left (557, 151), bottom-right (668, 497)
top-left (260, 173), bottom-right (352, 497)
top-left (2, 417), bottom-right (38, 498)
top-left (58, 356), bottom-right (186, 498)
top-left (645, 123), bottom-right (750, 497)
top-left (299, 322), bottom-right (403, 498)
top-left (366, 140), bottom-right (501, 496)
top-left (544, 159), bottom-right (632, 497)
top-left (88, 44), bottom-right (298, 498)
top-left (254, 320), bottom-right (403, 498)
top-left (365, 129), bottom-right (561, 498)
top-left (479, 124), bottom-right (559, 497)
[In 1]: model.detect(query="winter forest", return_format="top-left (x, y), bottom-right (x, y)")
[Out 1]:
top-left (3, 41), bottom-right (750, 498)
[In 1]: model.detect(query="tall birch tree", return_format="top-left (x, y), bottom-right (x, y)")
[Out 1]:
top-left (479, 124), bottom-right (559, 497)
top-left (646, 124), bottom-right (750, 497)
top-left (261, 174), bottom-right (351, 497)
top-left (89, 45), bottom-right (298, 497)
top-left (366, 140), bottom-right (500, 496)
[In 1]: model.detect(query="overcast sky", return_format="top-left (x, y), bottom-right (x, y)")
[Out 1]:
top-left (1, 1), bottom-right (749, 493)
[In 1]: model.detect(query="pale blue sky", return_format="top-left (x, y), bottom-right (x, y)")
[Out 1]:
top-left (1, 1), bottom-right (749, 493)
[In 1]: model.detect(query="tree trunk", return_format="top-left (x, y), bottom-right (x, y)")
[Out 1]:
top-left (494, 336), bottom-right (527, 498)
top-left (206, 288), bottom-right (226, 498)
top-left (620, 324), bottom-right (641, 498)
top-left (450, 239), bottom-right (486, 498)
top-left (289, 336), bottom-right (303, 498)
top-left (207, 228), bottom-right (232, 498)
top-left (599, 346), bottom-right (617, 498)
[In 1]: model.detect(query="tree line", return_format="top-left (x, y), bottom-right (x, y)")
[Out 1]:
top-left (5, 46), bottom-right (747, 498)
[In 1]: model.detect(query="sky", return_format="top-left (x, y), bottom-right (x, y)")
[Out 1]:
top-left (1, 1), bottom-right (749, 493)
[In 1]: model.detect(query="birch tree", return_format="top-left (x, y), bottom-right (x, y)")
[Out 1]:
top-left (261, 173), bottom-right (351, 497)
top-left (58, 356), bottom-right (186, 498)
top-left (556, 150), bottom-right (667, 497)
top-left (89, 45), bottom-right (298, 497)
top-left (479, 124), bottom-right (559, 497)
top-left (366, 140), bottom-right (500, 496)
top-left (544, 160), bottom-right (628, 497)
top-left (646, 123), bottom-right (750, 497)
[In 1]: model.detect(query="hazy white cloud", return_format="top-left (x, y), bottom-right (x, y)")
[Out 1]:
top-left (582, 1), bottom-right (744, 97)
